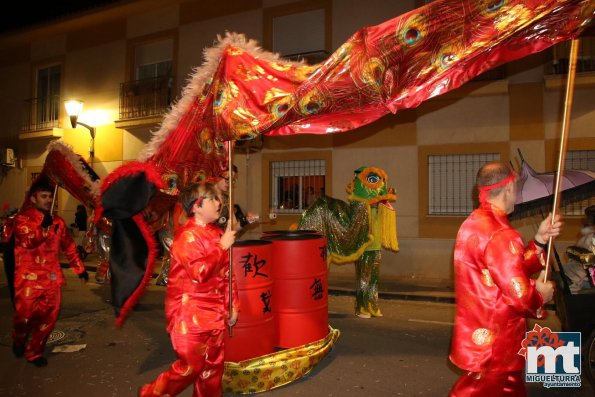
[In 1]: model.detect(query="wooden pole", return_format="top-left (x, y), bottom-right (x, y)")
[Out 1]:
top-left (50, 184), bottom-right (59, 216)
top-left (544, 38), bottom-right (579, 282)
top-left (227, 141), bottom-right (235, 336)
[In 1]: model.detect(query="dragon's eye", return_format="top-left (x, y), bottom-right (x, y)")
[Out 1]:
top-left (367, 174), bottom-right (380, 184)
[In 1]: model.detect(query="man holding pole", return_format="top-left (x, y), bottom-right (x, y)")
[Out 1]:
top-left (11, 176), bottom-right (88, 367)
top-left (449, 161), bottom-right (562, 396)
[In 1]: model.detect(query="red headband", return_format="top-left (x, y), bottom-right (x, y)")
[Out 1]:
top-left (478, 173), bottom-right (517, 204)
top-left (194, 197), bottom-right (204, 207)
top-left (189, 196), bottom-right (204, 212)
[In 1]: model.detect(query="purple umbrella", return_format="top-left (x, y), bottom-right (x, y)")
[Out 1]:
top-left (510, 157), bottom-right (595, 219)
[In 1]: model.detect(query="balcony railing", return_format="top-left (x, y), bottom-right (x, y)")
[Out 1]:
top-left (22, 95), bottom-right (61, 132)
top-left (119, 75), bottom-right (173, 120)
top-left (548, 36), bottom-right (595, 75)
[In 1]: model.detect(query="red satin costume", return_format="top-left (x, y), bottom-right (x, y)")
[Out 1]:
top-left (12, 206), bottom-right (85, 362)
top-left (449, 201), bottom-right (546, 397)
top-left (140, 218), bottom-right (239, 397)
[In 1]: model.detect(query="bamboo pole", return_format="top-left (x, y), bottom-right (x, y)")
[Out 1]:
top-left (544, 38), bottom-right (579, 282)
top-left (227, 141), bottom-right (235, 336)
top-left (50, 184), bottom-right (59, 217)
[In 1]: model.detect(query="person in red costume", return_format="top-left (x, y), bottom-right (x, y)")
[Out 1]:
top-left (139, 182), bottom-right (239, 397)
top-left (448, 161), bottom-right (562, 396)
top-left (11, 177), bottom-right (88, 367)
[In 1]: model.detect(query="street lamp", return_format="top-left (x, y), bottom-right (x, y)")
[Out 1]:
top-left (64, 100), bottom-right (96, 160)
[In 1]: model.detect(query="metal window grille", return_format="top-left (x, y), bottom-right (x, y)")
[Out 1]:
top-left (428, 153), bottom-right (500, 215)
top-left (561, 149), bottom-right (595, 216)
top-left (271, 159), bottom-right (326, 214)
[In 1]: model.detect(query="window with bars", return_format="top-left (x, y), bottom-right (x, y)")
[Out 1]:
top-left (428, 153), bottom-right (500, 215)
top-left (561, 149), bottom-right (595, 216)
top-left (271, 159), bottom-right (326, 214)
top-left (23, 64), bottom-right (61, 132)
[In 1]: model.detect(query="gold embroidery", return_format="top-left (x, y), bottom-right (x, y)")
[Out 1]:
top-left (509, 277), bottom-right (527, 298)
top-left (192, 314), bottom-right (201, 326)
top-left (494, 5), bottom-right (531, 31)
top-left (178, 364), bottom-right (193, 377)
top-left (480, 269), bottom-right (494, 287)
top-left (270, 62), bottom-right (292, 72)
top-left (181, 294), bottom-right (189, 305)
top-left (253, 65), bottom-right (265, 75)
top-left (471, 328), bottom-right (493, 346)
top-left (263, 88), bottom-right (290, 105)
top-left (177, 320), bottom-right (188, 335)
top-left (509, 241), bottom-right (518, 255)
top-left (227, 47), bottom-right (244, 56)
top-left (25, 273), bottom-right (38, 281)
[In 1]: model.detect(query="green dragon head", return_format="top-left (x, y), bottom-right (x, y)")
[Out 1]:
top-left (346, 166), bottom-right (396, 205)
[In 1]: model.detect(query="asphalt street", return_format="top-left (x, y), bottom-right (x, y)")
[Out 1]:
top-left (0, 269), bottom-right (593, 397)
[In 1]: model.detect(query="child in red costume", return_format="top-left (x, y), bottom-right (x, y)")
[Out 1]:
top-left (139, 182), bottom-right (239, 397)
top-left (11, 178), bottom-right (88, 367)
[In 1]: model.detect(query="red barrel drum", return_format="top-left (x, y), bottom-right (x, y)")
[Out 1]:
top-left (262, 234), bottom-right (328, 348)
top-left (224, 240), bottom-right (276, 362)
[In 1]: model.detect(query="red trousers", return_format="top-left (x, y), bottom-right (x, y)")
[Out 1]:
top-left (450, 370), bottom-right (526, 397)
top-left (12, 286), bottom-right (61, 362)
top-left (140, 329), bottom-right (225, 397)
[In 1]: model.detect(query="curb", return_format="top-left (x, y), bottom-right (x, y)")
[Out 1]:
top-left (328, 286), bottom-right (456, 304)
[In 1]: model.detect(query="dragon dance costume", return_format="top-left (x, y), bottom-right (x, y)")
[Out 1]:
top-left (299, 166), bottom-right (398, 318)
top-left (11, 204), bottom-right (86, 363)
top-left (449, 176), bottom-right (547, 396)
top-left (95, 0), bottom-right (591, 327)
top-left (140, 217), bottom-right (239, 397)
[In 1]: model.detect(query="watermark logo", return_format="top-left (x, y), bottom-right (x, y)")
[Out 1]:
top-left (518, 324), bottom-right (581, 388)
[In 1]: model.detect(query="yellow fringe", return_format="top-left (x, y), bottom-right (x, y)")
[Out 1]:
top-left (379, 203), bottom-right (399, 251)
top-left (328, 234), bottom-right (374, 266)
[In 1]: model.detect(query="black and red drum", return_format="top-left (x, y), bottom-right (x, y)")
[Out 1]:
top-left (261, 234), bottom-right (328, 348)
top-left (224, 240), bottom-right (276, 362)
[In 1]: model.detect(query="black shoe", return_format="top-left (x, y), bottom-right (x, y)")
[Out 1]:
top-left (12, 343), bottom-right (25, 358)
top-left (30, 357), bottom-right (48, 367)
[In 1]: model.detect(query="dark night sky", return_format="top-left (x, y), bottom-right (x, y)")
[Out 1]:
top-left (0, 1), bottom-right (125, 34)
